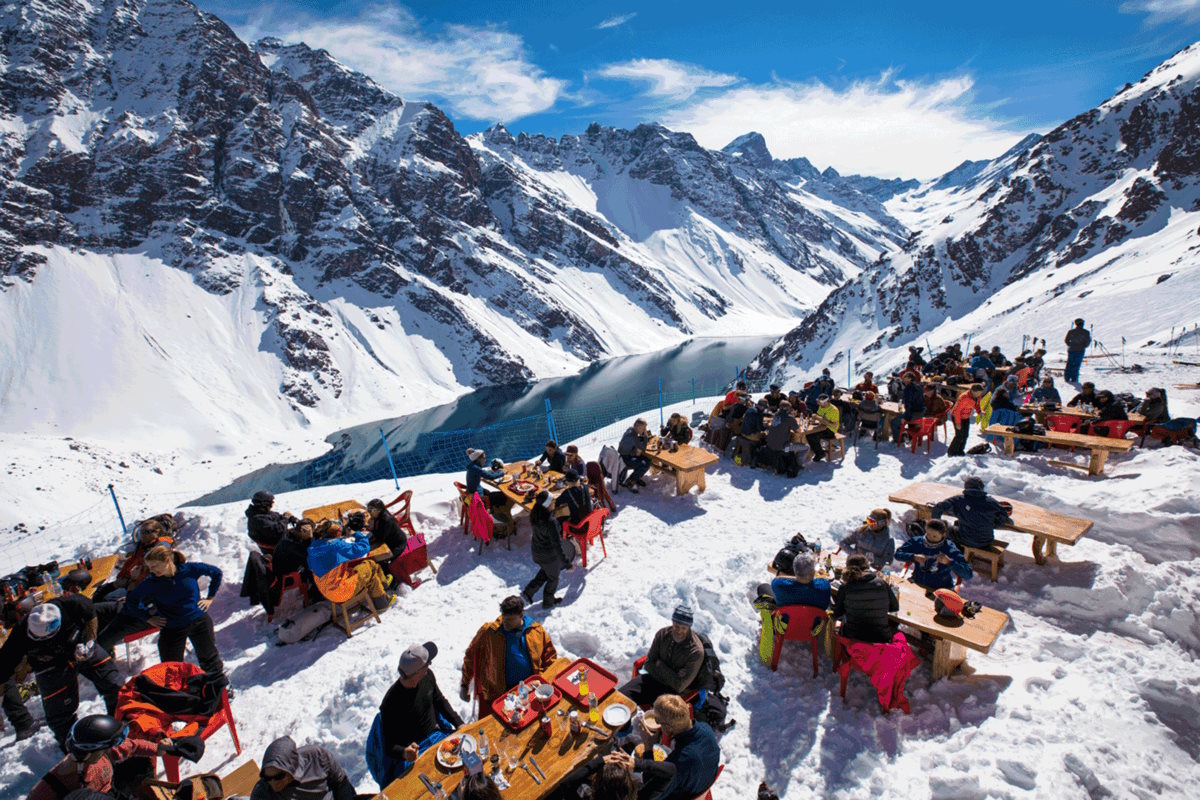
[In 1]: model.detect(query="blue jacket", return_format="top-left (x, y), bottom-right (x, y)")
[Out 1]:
top-left (1031, 387), bottom-right (1061, 404)
top-left (465, 459), bottom-right (503, 496)
top-left (771, 577), bottom-right (831, 610)
top-left (741, 407), bottom-right (766, 436)
top-left (900, 382), bottom-right (926, 418)
top-left (307, 533), bottom-right (370, 578)
top-left (125, 561), bottom-right (222, 629)
top-left (503, 615), bottom-right (535, 688)
top-left (932, 488), bottom-right (1013, 549)
top-left (970, 355), bottom-right (995, 373)
top-left (658, 721), bottom-right (720, 800)
top-left (895, 537), bottom-right (972, 589)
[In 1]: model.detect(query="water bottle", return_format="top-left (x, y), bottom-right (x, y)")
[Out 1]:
top-left (48, 572), bottom-right (63, 597)
top-left (477, 730), bottom-right (489, 758)
top-left (517, 681), bottom-right (530, 714)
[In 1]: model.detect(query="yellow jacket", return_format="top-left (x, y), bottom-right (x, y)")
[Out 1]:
top-left (816, 404), bottom-right (839, 432)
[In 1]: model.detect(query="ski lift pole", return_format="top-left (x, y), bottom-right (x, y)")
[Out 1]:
top-left (107, 483), bottom-right (128, 538)
top-left (544, 398), bottom-right (558, 443)
top-left (847, 349), bottom-right (852, 388)
top-left (379, 428), bottom-right (399, 490)
top-left (658, 376), bottom-right (664, 428)
top-left (691, 377), bottom-right (696, 406)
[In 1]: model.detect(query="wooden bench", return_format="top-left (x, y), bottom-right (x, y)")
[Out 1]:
top-left (984, 424), bottom-right (1134, 476)
top-left (803, 432), bottom-right (846, 463)
top-left (889, 481), bottom-right (1094, 567)
top-left (646, 442), bottom-right (720, 495)
top-left (961, 540), bottom-right (1008, 582)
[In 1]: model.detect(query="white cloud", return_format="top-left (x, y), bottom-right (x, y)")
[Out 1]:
top-left (661, 72), bottom-right (1029, 179)
top-left (1120, 0), bottom-right (1200, 23)
top-left (279, 5), bottom-right (565, 121)
top-left (596, 13), bottom-right (637, 30)
top-left (593, 58), bottom-right (738, 102)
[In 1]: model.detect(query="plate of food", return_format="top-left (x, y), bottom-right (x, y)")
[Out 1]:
top-left (435, 733), bottom-right (475, 770)
top-left (511, 480), bottom-right (537, 494)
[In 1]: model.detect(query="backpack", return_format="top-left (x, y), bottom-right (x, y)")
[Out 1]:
top-left (691, 632), bottom-right (734, 734)
top-left (771, 534), bottom-right (814, 574)
top-left (692, 631), bottom-right (725, 693)
top-left (365, 712), bottom-right (401, 787)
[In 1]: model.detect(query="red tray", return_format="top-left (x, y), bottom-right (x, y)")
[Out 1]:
top-left (553, 658), bottom-right (619, 705)
top-left (490, 675), bottom-right (561, 730)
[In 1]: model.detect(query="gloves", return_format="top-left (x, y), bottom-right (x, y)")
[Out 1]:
top-left (74, 641), bottom-right (95, 661)
top-left (162, 734), bottom-right (206, 762)
top-left (459, 683), bottom-right (471, 702)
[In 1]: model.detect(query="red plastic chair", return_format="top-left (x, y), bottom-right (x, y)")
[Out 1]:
top-left (768, 605), bottom-right (827, 677)
top-left (120, 626), bottom-right (158, 669)
top-left (267, 570), bottom-right (310, 622)
top-left (563, 507), bottom-right (610, 568)
top-left (385, 490), bottom-right (417, 538)
top-left (1045, 414), bottom-right (1083, 434)
top-left (1091, 419), bottom-right (1140, 439)
top-left (832, 634), bottom-right (919, 714)
top-left (903, 418), bottom-right (938, 453)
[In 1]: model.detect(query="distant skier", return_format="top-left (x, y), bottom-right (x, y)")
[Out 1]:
top-left (1063, 319), bottom-right (1091, 383)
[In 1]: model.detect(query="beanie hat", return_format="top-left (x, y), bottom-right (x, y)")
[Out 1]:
top-left (671, 604), bottom-right (694, 627)
top-left (466, 448), bottom-right (485, 464)
top-left (28, 603), bottom-right (62, 640)
top-left (251, 491), bottom-right (274, 506)
top-left (964, 476), bottom-right (985, 490)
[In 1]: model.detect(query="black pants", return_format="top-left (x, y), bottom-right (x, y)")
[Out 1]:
top-left (620, 455), bottom-right (651, 484)
top-left (158, 613), bottom-right (224, 677)
top-left (617, 673), bottom-right (676, 708)
top-left (806, 429), bottom-right (835, 460)
top-left (97, 611), bottom-right (153, 654)
top-left (36, 647), bottom-right (121, 746)
top-left (735, 434), bottom-right (764, 465)
top-left (523, 560), bottom-right (563, 602)
top-left (2, 677), bottom-right (33, 733)
top-left (948, 420), bottom-right (971, 456)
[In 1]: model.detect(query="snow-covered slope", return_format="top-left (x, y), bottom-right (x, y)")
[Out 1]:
top-left (755, 43), bottom-right (1200, 380)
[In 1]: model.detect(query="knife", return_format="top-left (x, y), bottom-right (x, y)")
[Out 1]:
top-left (519, 762), bottom-right (542, 785)
top-left (582, 722), bottom-right (611, 737)
top-left (528, 754), bottom-right (547, 781)
top-left (418, 773), bottom-right (447, 800)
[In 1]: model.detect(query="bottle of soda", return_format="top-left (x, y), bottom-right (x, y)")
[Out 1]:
top-left (587, 692), bottom-right (600, 724)
top-left (578, 667), bottom-right (589, 697)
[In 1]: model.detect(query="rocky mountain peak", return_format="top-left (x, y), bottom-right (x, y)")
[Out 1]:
top-left (722, 132), bottom-right (774, 167)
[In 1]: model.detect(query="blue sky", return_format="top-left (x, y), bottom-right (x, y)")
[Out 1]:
top-left (196, 1), bottom-right (1200, 178)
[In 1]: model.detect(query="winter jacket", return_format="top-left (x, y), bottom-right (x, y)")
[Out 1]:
top-left (924, 392), bottom-right (951, 420)
top-left (1065, 326), bottom-right (1091, 352)
top-left (814, 376), bottom-right (836, 398)
top-left (1067, 390), bottom-right (1097, 408)
top-left (900, 382), bottom-right (926, 419)
top-left (977, 391), bottom-right (994, 433)
top-left (555, 485), bottom-right (592, 526)
top-left (461, 616), bottom-right (557, 708)
top-left (618, 427), bottom-right (649, 457)
top-left (27, 737), bottom-right (160, 800)
top-left (895, 537), bottom-right (973, 589)
top-left (765, 414), bottom-right (799, 451)
top-left (250, 736), bottom-right (354, 800)
top-left (990, 390), bottom-right (1017, 412)
top-left (932, 487), bottom-right (1013, 549)
top-left (369, 510), bottom-right (407, 557)
top-left (306, 533), bottom-right (370, 579)
top-left (951, 393), bottom-right (980, 425)
top-left (763, 391), bottom-right (785, 411)
top-left (246, 503), bottom-right (290, 548)
top-left (970, 355), bottom-right (995, 374)
top-left (644, 626), bottom-right (705, 693)
top-left (855, 380), bottom-right (879, 394)
top-left (1031, 387), bottom-right (1061, 404)
top-left (379, 672), bottom-right (463, 758)
top-left (272, 533), bottom-right (312, 578)
top-left (662, 420), bottom-right (693, 444)
top-left (651, 721), bottom-right (721, 800)
top-left (815, 404), bottom-right (840, 432)
top-left (1133, 396), bottom-right (1169, 425)
top-left (771, 577), bottom-right (831, 609)
top-left (465, 459), bottom-right (503, 497)
top-left (0, 594), bottom-right (96, 680)
top-left (740, 407), bottom-right (766, 437)
top-left (125, 559), bottom-right (221, 630)
top-left (1095, 398), bottom-right (1128, 422)
top-left (531, 510), bottom-right (571, 568)
top-left (832, 572), bottom-right (898, 644)
top-left (839, 526), bottom-right (896, 569)
top-left (534, 448), bottom-right (567, 473)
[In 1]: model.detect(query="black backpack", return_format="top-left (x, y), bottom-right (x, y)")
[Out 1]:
top-left (691, 632), bottom-right (734, 733)
top-left (771, 534), bottom-right (814, 574)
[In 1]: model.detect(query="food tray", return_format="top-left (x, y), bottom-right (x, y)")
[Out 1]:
top-left (490, 675), bottom-right (561, 730)
top-left (511, 481), bottom-right (538, 494)
top-left (553, 658), bottom-right (619, 704)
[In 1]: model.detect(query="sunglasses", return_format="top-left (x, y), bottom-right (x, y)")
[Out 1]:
top-left (261, 771), bottom-right (290, 783)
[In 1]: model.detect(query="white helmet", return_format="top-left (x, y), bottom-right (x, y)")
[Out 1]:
top-left (28, 603), bottom-right (62, 640)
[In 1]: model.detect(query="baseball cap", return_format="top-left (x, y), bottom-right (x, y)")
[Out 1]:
top-left (398, 641), bottom-right (438, 677)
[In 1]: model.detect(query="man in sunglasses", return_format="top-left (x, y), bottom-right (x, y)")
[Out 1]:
top-left (252, 735), bottom-right (356, 800)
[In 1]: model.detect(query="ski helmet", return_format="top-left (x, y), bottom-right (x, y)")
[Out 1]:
top-left (933, 589), bottom-right (965, 619)
top-left (61, 569), bottom-right (93, 592)
top-left (66, 714), bottom-right (128, 756)
top-left (27, 603), bottom-right (62, 640)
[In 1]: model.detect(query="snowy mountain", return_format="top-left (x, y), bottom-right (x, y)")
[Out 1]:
top-left (0, 0), bottom-right (906, 444)
top-left (755, 43), bottom-right (1200, 381)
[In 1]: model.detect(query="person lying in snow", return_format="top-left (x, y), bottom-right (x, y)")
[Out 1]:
top-left (895, 520), bottom-right (972, 590)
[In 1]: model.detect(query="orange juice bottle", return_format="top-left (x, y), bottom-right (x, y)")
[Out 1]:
top-left (578, 667), bottom-right (589, 697)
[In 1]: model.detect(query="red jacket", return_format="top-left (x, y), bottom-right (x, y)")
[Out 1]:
top-left (951, 393), bottom-right (980, 424)
top-left (28, 738), bottom-right (159, 800)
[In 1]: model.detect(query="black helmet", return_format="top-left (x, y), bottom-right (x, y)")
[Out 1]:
top-left (62, 569), bottom-right (93, 592)
top-left (66, 714), bottom-right (128, 756)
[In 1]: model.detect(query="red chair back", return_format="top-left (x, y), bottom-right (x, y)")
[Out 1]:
top-left (769, 604), bottom-right (826, 676)
top-left (1093, 419), bottom-right (1140, 439)
top-left (1045, 414), bottom-right (1082, 433)
top-left (563, 507), bottom-right (610, 568)
top-left (267, 570), bottom-right (310, 621)
top-left (466, 493), bottom-right (494, 544)
top-left (385, 490), bottom-right (416, 537)
top-left (904, 417), bottom-right (938, 453)
top-left (691, 764), bottom-right (724, 800)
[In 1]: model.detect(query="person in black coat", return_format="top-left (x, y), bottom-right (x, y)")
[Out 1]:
top-left (246, 491), bottom-right (293, 550)
top-left (1066, 382), bottom-right (1097, 408)
top-left (931, 476), bottom-right (1013, 550)
top-left (367, 499), bottom-right (408, 560)
top-left (889, 373), bottom-right (927, 442)
top-left (832, 554), bottom-right (898, 644)
top-left (534, 441), bottom-right (567, 474)
top-left (554, 470), bottom-right (592, 527)
top-left (1087, 390), bottom-right (1128, 436)
top-left (523, 491), bottom-right (573, 608)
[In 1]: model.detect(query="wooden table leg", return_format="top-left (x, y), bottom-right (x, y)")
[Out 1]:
top-left (675, 469), bottom-right (691, 496)
top-left (695, 469), bottom-right (707, 494)
top-left (916, 508), bottom-right (933, 521)
top-left (1032, 535), bottom-right (1047, 565)
top-left (931, 639), bottom-right (967, 681)
top-left (1045, 540), bottom-right (1057, 559)
top-left (1003, 436), bottom-right (1016, 456)
top-left (1087, 449), bottom-right (1108, 475)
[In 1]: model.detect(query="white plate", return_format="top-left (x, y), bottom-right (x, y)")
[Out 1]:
top-left (435, 733), bottom-right (475, 770)
top-left (602, 704), bottom-right (632, 728)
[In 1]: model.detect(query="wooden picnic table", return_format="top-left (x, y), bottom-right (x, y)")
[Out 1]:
top-left (1019, 405), bottom-right (1146, 426)
top-left (62, 554), bottom-right (119, 597)
top-left (302, 499), bottom-right (367, 523)
top-left (484, 462), bottom-right (568, 512)
top-left (888, 481), bottom-right (1093, 564)
top-left (984, 424), bottom-right (1134, 476)
top-left (645, 440), bottom-right (719, 495)
top-left (767, 561), bottom-right (1009, 680)
top-left (381, 660), bottom-right (634, 800)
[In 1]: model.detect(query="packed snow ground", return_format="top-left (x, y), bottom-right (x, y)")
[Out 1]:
top-left (1, 357), bottom-right (1199, 799)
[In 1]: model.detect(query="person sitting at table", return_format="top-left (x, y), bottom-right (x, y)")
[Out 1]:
top-left (464, 448), bottom-right (514, 524)
top-left (661, 412), bottom-right (693, 444)
top-left (832, 554), bottom-right (899, 644)
top-left (534, 440), bottom-right (567, 473)
top-left (269, 518), bottom-right (317, 601)
top-left (989, 345), bottom-right (1010, 367)
top-left (888, 372), bottom-right (925, 443)
top-left (763, 384), bottom-right (786, 412)
top-left (806, 395), bottom-right (840, 461)
top-left (947, 384), bottom-right (984, 456)
top-left (1067, 381), bottom-right (1098, 408)
top-left (555, 469), bottom-right (593, 527)
top-left (623, 694), bottom-right (720, 800)
top-left (1001, 372), bottom-right (1023, 403)
top-left (251, 735), bottom-right (355, 800)
top-left (1133, 387), bottom-right (1170, 426)
top-left (895, 520), bottom-right (972, 590)
top-left (373, 642), bottom-right (463, 783)
top-left (618, 419), bottom-right (652, 492)
top-left (755, 551), bottom-right (830, 609)
top-left (526, 491), bottom-right (574, 608)
top-left (855, 372), bottom-right (879, 395)
top-left (366, 498), bottom-right (408, 573)
top-left (923, 386), bottom-right (951, 422)
top-left (839, 509), bottom-right (896, 569)
top-left (787, 390), bottom-right (807, 416)
top-left (831, 389), bottom-right (857, 433)
top-left (857, 391), bottom-right (885, 443)
top-left (762, 402), bottom-right (800, 474)
top-left (906, 346), bottom-right (927, 370)
top-left (564, 444), bottom-right (587, 473)
top-left (969, 350), bottom-right (995, 376)
top-left (307, 529), bottom-right (390, 612)
top-left (246, 491), bottom-right (294, 551)
top-left (109, 518), bottom-right (176, 593)
top-left (931, 476), bottom-right (1013, 550)
top-left (735, 399), bottom-right (768, 465)
top-left (1030, 376), bottom-right (1061, 405)
top-left (459, 773), bottom-right (505, 800)
top-left (1008, 358), bottom-right (1034, 390)
top-left (1025, 348), bottom-right (1047, 379)
top-left (989, 386), bottom-right (1017, 413)
top-left (724, 381), bottom-right (748, 407)
top-left (460, 596), bottom-right (558, 717)
top-left (1085, 390), bottom-right (1128, 436)
top-left (619, 605), bottom-right (705, 707)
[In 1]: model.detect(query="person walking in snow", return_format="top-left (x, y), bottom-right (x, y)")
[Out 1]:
top-left (895, 520), bottom-right (972, 590)
top-left (524, 491), bottom-right (573, 608)
top-left (460, 596), bottom-right (558, 718)
top-left (1063, 318), bottom-right (1091, 383)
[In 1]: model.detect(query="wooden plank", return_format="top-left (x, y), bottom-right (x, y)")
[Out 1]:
top-left (302, 500), bottom-right (366, 523)
top-left (887, 481), bottom-right (1093, 546)
top-left (222, 760), bottom-right (261, 797)
top-left (984, 424), bottom-right (1134, 452)
top-left (56, 554), bottom-right (119, 597)
top-left (382, 669), bottom-right (632, 800)
top-left (647, 442), bottom-right (718, 471)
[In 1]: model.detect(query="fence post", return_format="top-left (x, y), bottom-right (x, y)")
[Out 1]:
top-left (658, 377), bottom-right (664, 428)
top-left (107, 483), bottom-right (128, 538)
top-left (544, 398), bottom-right (558, 443)
top-left (691, 377), bottom-right (696, 406)
top-left (379, 428), bottom-right (399, 490)
top-left (847, 349), bottom-right (851, 388)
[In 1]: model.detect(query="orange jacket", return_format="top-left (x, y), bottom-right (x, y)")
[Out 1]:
top-left (461, 617), bottom-right (557, 711)
top-left (951, 393), bottom-right (980, 424)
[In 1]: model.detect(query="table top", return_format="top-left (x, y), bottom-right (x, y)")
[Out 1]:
top-left (984, 424), bottom-right (1135, 452)
top-left (645, 442), bottom-right (719, 471)
top-left (768, 559), bottom-right (1008, 653)
top-left (1020, 405), bottom-right (1147, 425)
top-left (888, 481), bottom-right (1093, 545)
top-left (485, 462), bottom-right (568, 512)
top-left (302, 499), bottom-right (367, 523)
top-left (381, 662), bottom-right (633, 800)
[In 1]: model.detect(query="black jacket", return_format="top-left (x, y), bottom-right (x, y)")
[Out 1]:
top-left (1095, 398), bottom-right (1128, 422)
top-left (535, 448), bottom-right (567, 473)
top-left (369, 510), bottom-right (407, 557)
top-left (832, 573), bottom-right (898, 644)
top-left (0, 595), bottom-right (95, 679)
top-left (900, 382), bottom-right (926, 418)
top-left (530, 509), bottom-right (571, 569)
top-left (1065, 326), bottom-right (1091, 352)
top-left (1133, 397), bottom-right (1169, 425)
top-left (379, 673), bottom-right (463, 758)
top-left (932, 488), bottom-right (1012, 549)
top-left (251, 736), bottom-right (354, 800)
top-left (272, 533), bottom-right (312, 577)
top-left (1067, 390), bottom-right (1096, 407)
top-left (246, 504), bottom-right (290, 548)
top-left (555, 485), bottom-right (592, 526)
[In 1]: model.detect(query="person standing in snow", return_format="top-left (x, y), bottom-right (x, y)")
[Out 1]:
top-left (1063, 318), bottom-right (1091, 383)
top-left (246, 491), bottom-right (294, 551)
top-left (524, 490), bottom-right (573, 608)
top-left (931, 476), bottom-right (1013, 550)
top-left (251, 735), bottom-right (355, 800)
top-left (460, 596), bottom-right (558, 718)
top-left (947, 384), bottom-right (984, 456)
top-left (895, 520), bottom-right (972, 590)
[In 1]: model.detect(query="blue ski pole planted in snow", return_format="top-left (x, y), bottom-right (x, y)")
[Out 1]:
top-left (692, 377), bottom-right (696, 406)
top-left (659, 377), bottom-right (664, 428)
top-left (847, 349), bottom-right (852, 388)
top-left (379, 428), bottom-right (399, 490)
top-left (107, 483), bottom-right (127, 538)
top-left (544, 399), bottom-right (558, 443)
